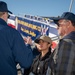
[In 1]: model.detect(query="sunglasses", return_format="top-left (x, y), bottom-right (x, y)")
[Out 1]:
top-left (8, 14), bottom-right (10, 18)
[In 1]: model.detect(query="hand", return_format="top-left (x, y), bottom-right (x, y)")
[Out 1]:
top-left (24, 36), bottom-right (32, 45)
top-left (35, 43), bottom-right (41, 51)
top-left (23, 37), bottom-right (27, 43)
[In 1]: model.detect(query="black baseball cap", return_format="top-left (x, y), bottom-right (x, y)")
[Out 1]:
top-left (0, 1), bottom-right (12, 14)
top-left (53, 12), bottom-right (75, 24)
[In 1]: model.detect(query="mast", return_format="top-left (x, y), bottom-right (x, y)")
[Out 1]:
top-left (69, 0), bottom-right (74, 12)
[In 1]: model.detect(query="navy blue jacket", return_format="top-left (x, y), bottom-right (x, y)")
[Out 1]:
top-left (0, 18), bottom-right (33, 75)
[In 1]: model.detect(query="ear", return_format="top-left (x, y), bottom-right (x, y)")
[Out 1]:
top-left (69, 20), bottom-right (72, 26)
top-left (48, 43), bottom-right (51, 47)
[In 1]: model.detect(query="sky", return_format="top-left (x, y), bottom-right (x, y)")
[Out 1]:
top-left (1, 0), bottom-right (75, 17)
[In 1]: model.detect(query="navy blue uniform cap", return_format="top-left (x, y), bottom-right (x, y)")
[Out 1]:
top-left (0, 1), bottom-right (12, 14)
top-left (53, 12), bottom-right (75, 24)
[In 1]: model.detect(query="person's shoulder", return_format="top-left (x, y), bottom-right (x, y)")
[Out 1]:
top-left (33, 54), bottom-right (40, 61)
top-left (5, 26), bottom-right (21, 37)
top-left (7, 26), bottom-right (17, 31)
top-left (63, 38), bottom-right (74, 44)
top-left (7, 26), bottom-right (19, 33)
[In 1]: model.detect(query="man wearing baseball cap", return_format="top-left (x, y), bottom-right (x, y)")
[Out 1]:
top-left (0, 1), bottom-right (33, 75)
top-left (53, 12), bottom-right (75, 75)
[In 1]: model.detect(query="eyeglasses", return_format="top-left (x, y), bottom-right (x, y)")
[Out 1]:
top-left (8, 14), bottom-right (10, 18)
top-left (6, 12), bottom-right (10, 18)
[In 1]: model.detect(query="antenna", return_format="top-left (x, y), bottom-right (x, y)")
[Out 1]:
top-left (69, 0), bottom-right (74, 12)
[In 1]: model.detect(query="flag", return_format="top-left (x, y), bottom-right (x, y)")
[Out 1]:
top-left (7, 14), bottom-right (16, 28)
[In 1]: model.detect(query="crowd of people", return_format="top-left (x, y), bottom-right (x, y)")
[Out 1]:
top-left (0, 1), bottom-right (75, 75)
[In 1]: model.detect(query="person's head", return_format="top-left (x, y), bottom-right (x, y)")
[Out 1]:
top-left (0, 1), bottom-right (12, 22)
top-left (53, 12), bottom-right (75, 37)
top-left (34, 35), bottom-right (52, 52)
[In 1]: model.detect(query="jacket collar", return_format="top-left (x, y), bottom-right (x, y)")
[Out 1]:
top-left (39, 49), bottom-right (51, 61)
top-left (63, 31), bottom-right (75, 40)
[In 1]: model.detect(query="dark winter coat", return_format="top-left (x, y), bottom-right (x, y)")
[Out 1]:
top-left (29, 48), bottom-right (54, 75)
